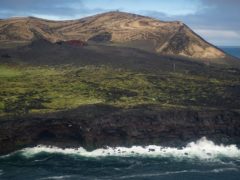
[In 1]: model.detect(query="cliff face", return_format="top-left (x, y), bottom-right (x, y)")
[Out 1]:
top-left (0, 12), bottom-right (226, 59)
top-left (0, 104), bottom-right (240, 155)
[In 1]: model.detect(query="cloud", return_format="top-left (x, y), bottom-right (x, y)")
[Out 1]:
top-left (0, 0), bottom-right (105, 19)
top-left (186, 0), bottom-right (239, 29)
top-left (195, 29), bottom-right (240, 39)
top-left (194, 29), bottom-right (240, 46)
top-left (144, 0), bottom-right (240, 29)
top-left (0, 0), bottom-right (83, 8)
top-left (141, 0), bottom-right (240, 45)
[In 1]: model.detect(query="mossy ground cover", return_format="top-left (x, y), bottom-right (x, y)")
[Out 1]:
top-left (0, 64), bottom-right (239, 116)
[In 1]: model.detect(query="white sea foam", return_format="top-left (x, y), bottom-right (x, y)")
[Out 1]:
top-left (39, 175), bottom-right (73, 180)
top-left (6, 137), bottom-right (240, 160)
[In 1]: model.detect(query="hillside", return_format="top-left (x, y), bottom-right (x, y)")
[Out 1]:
top-left (0, 11), bottom-right (227, 59)
top-left (0, 11), bottom-right (240, 155)
top-left (0, 39), bottom-right (240, 116)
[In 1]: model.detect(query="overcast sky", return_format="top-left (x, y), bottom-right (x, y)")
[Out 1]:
top-left (0, 0), bottom-right (239, 46)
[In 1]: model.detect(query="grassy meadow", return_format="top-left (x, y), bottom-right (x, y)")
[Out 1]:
top-left (0, 64), bottom-right (239, 116)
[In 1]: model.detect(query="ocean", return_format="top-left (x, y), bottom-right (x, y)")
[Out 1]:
top-left (1, 47), bottom-right (240, 180)
top-left (1, 137), bottom-right (240, 180)
top-left (219, 46), bottom-right (240, 58)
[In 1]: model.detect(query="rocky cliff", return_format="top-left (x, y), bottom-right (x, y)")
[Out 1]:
top-left (1, 104), bottom-right (240, 155)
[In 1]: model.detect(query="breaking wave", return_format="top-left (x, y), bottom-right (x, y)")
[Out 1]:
top-left (2, 137), bottom-right (240, 160)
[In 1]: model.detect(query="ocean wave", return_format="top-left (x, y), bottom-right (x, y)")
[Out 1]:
top-left (39, 175), bottom-right (73, 180)
top-left (116, 168), bottom-right (239, 179)
top-left (35, 168), bottom-right (240, 180)
top-left (2, 137), bottom-right (240, 160)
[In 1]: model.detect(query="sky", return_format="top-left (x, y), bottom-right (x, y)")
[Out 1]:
top-left (0, 0), bottom-right (239, 46)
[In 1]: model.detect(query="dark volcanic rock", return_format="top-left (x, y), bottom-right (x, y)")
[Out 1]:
top-left (88, 32), bottom-right (112, 43)
top-left (56, 40), bottom-right (87, 47)
top-left (1, 53), bottom-right (11, 58)
top-left (0, 104), bottom-right (240, 155)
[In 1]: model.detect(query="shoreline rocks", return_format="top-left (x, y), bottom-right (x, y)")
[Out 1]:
top-left (0, 104), bottom-right (240, 155)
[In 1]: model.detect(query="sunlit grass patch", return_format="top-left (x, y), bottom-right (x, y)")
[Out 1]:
top-left (0, 64), bottom-right (239, 116)
top-left (0, 65), bottom-right (22, 77)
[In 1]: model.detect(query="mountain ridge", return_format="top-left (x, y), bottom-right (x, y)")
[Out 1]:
top-left (0, 11), bottom-right (228, 59)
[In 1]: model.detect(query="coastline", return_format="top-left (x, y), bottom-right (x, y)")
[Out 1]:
top-left (1, 104), bottom-right (240, 155)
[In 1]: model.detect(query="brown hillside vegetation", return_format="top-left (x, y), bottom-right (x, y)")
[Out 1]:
top-left (0, 11), bottom-right (227, 59)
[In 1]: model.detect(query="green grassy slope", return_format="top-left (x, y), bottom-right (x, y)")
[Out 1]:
top-left (0, 63), bottom-right (239, 116)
